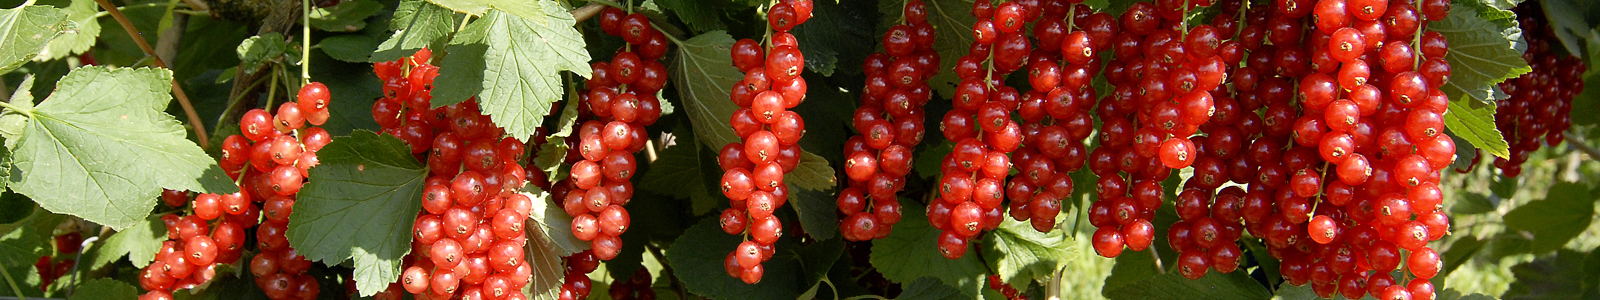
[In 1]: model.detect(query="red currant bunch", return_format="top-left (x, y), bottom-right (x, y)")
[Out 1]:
top-left (1491, 2), bottom-right (1583, 177)
top-left (36, 231), bottom-right (84, 291)
top-left (838, 0), bottom-right (934, 242)
top-left (561, 6), bottom-right (668, 265)
top-left (379, 50), bottom-right (536, 300)
top-left (1007, 1), bottom-right (1107, 235)
top-left (986, 274), bottom-right (1028, 300)
top-left (555, 250), bottom-right (600, 300)
top-left (718, 0), bottom-right (813, 284)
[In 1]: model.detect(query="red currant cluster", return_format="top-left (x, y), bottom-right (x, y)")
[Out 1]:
top-left (607, 268), bottom-right (659, 299)
top-left (375, 51), bottom-right (535, 300)
top-left (985, 274), bottom-right (1028, 300)
top-left (35, 232), bottom-right (82, 291)
top-left (1084, 0), bottom-right (1232, 262)
top-left (931, 0), bottom-right (1042, 260)
top-left (838, 0), bottom-right (934, 242)
top-left (716, 0), bottom-right (813, 284)
top-left (1007, 1), bottom-right (1111, 235)
top-left (556, 250), bottom-right (599, 300)
top-left (140, 80), bottom-right (336, 300)
top-left (1492, 1), bottom-right (1583, 177)
top-left (563, 5), bottom-right (669, 262)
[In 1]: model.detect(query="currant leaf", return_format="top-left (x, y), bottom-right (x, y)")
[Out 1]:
top-left (1102, 268), bottom-right (1271, 299)
top-left (666, 216), bottom-right (804, 299)
top-left (1504, 182), bottom-right (1596, 254)
top-left (870, 199), bottom-right (988, 297)
top-left (3, 67), bottom-right (222, 231)
top-left (423, 0), bottom-right (547, 23)
top-left (288, 130), bottom-right (427, 297)
top-left (0, 4), bottom-right (66, 73)
top-left (982, 217), bottom-right (1073, 287)
top-left (66, 278), bottom-right (137, 300)
top-left (0, 205), bottom-right (64, 266)
top-left (35, 0), bottom-right (99, 62)
top-left (671, 31), bottom-right (745, 150)
top-left (432, 3), bottom-right (592, 141)
top-left (370, 0), bottom-right (455, 62)
top-left (308, 0), bottom-right (384, 32)
top-left (85, 214), bottom-right (165, 270)
top-left (1435, 5), bottom-right (1533, 106)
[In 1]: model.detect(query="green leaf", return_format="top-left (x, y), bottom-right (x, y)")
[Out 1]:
top-left (432, 4), bottom-right (592, 141)
top-left (877, 0), bottom-right (975, 97)
top-left (235, 32), bottom-right (291, 74)
top-left (1103, 269), bottom-right (1272, 300)
top-left (789, 151), bottom-right (835, 192)
top-left (1451, 192), bottom-right (1498, 215)
top-left (0, 5), bottom-right (67, 73)
top-left (310, 0), bottom-right (384, 32)
top-left (0, 192), bottom-right (29, 224)
top-left (982, 217), bottom-right (1072, 287)
top-left (1440, 235), bottom-right (1486, 278)
top-left (1434, 5), bottom-right (1533, 106)
top-left (790, 0), bottom-right (874, 76)
top-left (35, 0), bottom-right (99, 61)
top-left (1503, 182), bottom-right (1597, 254)
top-left (86, 214), bottom-right (165, 270)
top-left (288, 130), bottom-right (427, 296)
top-left (654, 0), bottom-right (724, 32)
top-left (528, 187), bottom-right (587, 256)
top-left (895, 277), bottom-right (966, 300)
top-left (666, 216), bottom-right (804, 299)
top-left (67, 278), bottom-right (137, 300)
top-left (1443, 99), bottom-right (1510, 159)
top-left (786, 183), bottom-right (838, 241)
top-left (638, 127), bottom-right (719, 215)
top-left (1503, 249), bottom-right (1590, 300)
top-left (371, 0), bottom-right (457, 62)
top-left (914, 141), bottom-right (953, 180)
top-left (308, 51), bottom-right (383, 135)
top-left (526, 187), bottom-right (583, 299)
top-left (4, 67), bottom-right (220, 231)
top-left (670, 31), bottom-right (743, 151)
top-left (425, 0), bottom-right (547, 23)
top-left (318, 34), bottom-right (383, 63)
top-left (870, 198), bottom-right (988, 297)
top-left (1538, 0), bottom-right (1600, 56)
top-left (0, 206), bottom-right (63, 266)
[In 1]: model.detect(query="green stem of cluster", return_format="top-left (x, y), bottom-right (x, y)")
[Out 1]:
top-left (1412, 1), bottom-right (1425, 69)
top-left (0, 264), bottom-right (26, 300)
top-left (301, 0), bottom-right (311, 84)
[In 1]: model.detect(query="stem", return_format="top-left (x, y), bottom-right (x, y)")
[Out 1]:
top-left (1149, 245), bottom-right (1166, 274)
top-left (0, 102), bottom-right (34, 118)
top-left (0, 263), bottom-right (26, 300)
top-left (1564, 130), bottom-right (1600, 159)
top-left (646, 244), bottom-right (688, 300)
top-left (266, 65), bottom-right (281, 112)
top-left (93, 0), bottom-right (208, 147)
top-left (1412, 0), bottom-right (1425, 69)
top-left (301, 0), bottom-right (311, 84)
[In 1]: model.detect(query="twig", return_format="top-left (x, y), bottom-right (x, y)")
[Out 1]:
top-left (180, 0), bottom-right (207, 13)
top-left (93, 0), bottom-right (209, 147)
top-left (1564, 130), bottom-right (1600, 159)
top-left (1149, 245), bottom-right (1165, 274)
top-left (571, 2), bottom-right (605, 23)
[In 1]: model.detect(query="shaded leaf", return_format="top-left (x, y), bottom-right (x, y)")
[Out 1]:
top-left (895, 277), bottom-right (966, 300)
top-left (527, 187), bottom-right (587, 256)
top-left (666, 216), bottom-right (804, 299)
top-left (791, 0), bottom-right (874, 76)
top-left (1503, 182), bottom-right (1596, 254)
top-left (1440, 235), bottom-right (1486, 278)
top-left (526, 187), bottom-right (581, 299)
top-left (637, 126), bottom-right (718, 215)
top-left (371, 0), bottom-right (457, 62)
top-left (1451, 192), bottom-right (1498, 215)
top-left (308, 50), bottom-right (383, 135)
top-left (0, 206), bottom-right (63, 266)
top-left (432, 4), bottom-right (592, 141)
top-left (654, 0), bottom-right (724, 32)
top-left (1503, 249), bottom-right (1589, 300)
top-left (1103, 269), bottom-right (1271, 300)
top-left (288, 131), bottom-right (427, 296)
top-left (870, 198), bottom-right (988, 297)
top-left (310, 0), bottom-right (384, 32)
top-left (318, 34), bottom-right (383, 63)
top-left (786, 182), bottom-right (837, 241)
top-left (1538, 0), bottom-right (1600, 56)
top-left (0, 5), bottom-right (66, 73)
top-left (3, 67), bottom-right (220, 231)
top-left (67, 278), bottom-right (137, 300)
